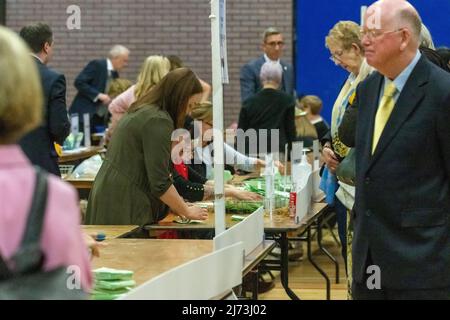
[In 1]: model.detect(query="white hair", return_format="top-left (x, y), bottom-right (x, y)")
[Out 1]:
top-left (260, 62), bottom-right (282, 84)
top-left (420, 24), bottom-right (435, 49)
top-left (108, 45), bottom-right (130, 59)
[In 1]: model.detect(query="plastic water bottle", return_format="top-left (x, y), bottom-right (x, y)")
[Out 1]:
top-left (264, 154), bottom-right (275, 220)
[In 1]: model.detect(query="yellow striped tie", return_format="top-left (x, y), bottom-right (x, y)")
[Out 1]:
top-left (372, 81), bottom-right (397, 154)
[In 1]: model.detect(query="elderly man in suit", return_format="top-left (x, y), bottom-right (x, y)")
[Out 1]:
top-left (70, 45), bottom-right (129, 131)
top-left (240, 27), bottom-right (294, 103)
top-left (19, 23), bottom-right (71, 176)
top-left (349, 0), bottom-right (450, 299)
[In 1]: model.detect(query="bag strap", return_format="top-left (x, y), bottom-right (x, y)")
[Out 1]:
top-left (0, 250), bottom-right (12, 279)
top-left (0, 167), bottom-right (49, 276)
top-left (19, 167), bottom-right (48, 249)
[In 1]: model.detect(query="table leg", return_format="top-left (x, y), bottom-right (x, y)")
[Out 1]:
top-left (279, 232), bottom-right (300, 300)
top-left (317, 216), bottom-right (340, 284)
top-left (306, 226), bottom-right (331, 300)
top-left (252, 269), bottom-right (258, 300)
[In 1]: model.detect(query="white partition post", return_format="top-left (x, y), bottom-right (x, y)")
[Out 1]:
top-left (291, 141), bottom-right (303, 190)
top-left (121, 242), bottom-right (244, 300)
top-left (210, 0), bottom-right (226, 236)
top-left (312, 140), bottom-right (320, 171)
top-left (71, 114), bottom-right (79, 135)
top-left (83, 113), bottom-right (91, 147)
top-left (213, 207), bottom-right (265, 255)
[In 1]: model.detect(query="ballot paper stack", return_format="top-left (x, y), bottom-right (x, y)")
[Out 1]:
top-left (91, 267), bottom-right (135, 300)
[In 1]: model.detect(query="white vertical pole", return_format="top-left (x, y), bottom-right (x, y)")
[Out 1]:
top-left (210, 0), bottom-right (226, 235)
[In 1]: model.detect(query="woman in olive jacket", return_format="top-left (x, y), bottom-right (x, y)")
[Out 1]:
top-left (86, 68), bottom-right (208, 228)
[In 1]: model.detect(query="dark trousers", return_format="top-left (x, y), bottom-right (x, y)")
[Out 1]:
top-left (334, 197), bottom-right (347, 267)
top-left (353, 251), bottom-right (450, 300)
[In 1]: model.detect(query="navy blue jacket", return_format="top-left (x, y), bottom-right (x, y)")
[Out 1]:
top-left (352, 56), bottom-right (450, 290)
top-left (240, 55), bottom-right (294, 103)
top-left (69, 59), bottom-right (118, 116)
top-left (19, 58), bottom-right (70, 176)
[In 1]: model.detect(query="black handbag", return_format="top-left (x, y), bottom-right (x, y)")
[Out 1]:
top-left (336, 148), bottom-right (356, 186)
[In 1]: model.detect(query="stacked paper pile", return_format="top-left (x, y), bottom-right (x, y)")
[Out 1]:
top-left (92, 267), bottom-right (135, 300)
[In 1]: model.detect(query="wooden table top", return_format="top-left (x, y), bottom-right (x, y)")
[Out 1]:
top-left (59, 146), bottom-right (105, 164)
top-left (92, 239), bottom-right (212, 286)
top-left (147, 202), bottom-right (327, 234)
top-left (65, 178), bottom-right (94, 189)
top-left (91, 238), bottom-right (275, 286)
top-left (82, 225), bottom-right (139, 240)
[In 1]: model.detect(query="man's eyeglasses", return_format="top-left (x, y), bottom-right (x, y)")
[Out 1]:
top-left (265, 41), bottom-right (284, 47)
top-left (360, 28), bottom-right (404, 40)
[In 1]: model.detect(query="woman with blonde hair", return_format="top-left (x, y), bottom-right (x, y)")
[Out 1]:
top-left (190, 102), bottom-right (282, 179)
top-left (107, 55), bottom-right (171, 138)
top-left (0, 26), bottom-right (92, 298)
top-left (322, 20), bottom-right (373, 298)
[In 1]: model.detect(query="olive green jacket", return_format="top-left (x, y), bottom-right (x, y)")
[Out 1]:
top-left (86, 105), bottom-right (173, 226)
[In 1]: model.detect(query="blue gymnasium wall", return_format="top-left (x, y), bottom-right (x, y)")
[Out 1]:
top-left (295, 0), bottom-right (450, 123)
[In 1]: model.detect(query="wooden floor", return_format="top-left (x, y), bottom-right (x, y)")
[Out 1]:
top-left (258, 231), bottom-right (348, 300)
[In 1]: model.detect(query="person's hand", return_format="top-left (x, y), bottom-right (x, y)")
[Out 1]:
top-left (322, 146), bottom-right (339, 174)
top-left (184, 205), bottom-right (209, 221)
top-left (255, 159), bottom-right (265, 171)
top-left (227, 186), bottom-right (262, 201)
top-left (274, 160), bottom-right (285, 174)
top-left (83, 232), bottom-right (107, 258)
top-left (98, 93), bottom-right (112, 105)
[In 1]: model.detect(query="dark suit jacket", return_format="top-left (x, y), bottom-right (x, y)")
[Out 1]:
top-left (19, 58), bottom-right (70, 176)
top-left (352, 56), bottom-right (450, 290)
top-left (238, 88), bottom-right (296, 156)
top-left (240, 55), bottom-right (294, 103)
top-left (69, 59), bottom-right (118, 116)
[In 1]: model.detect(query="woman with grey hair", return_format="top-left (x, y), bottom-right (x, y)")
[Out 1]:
top-left (238, 61), bottom-right (297, 158)
top-left (260, 61), bottom-right (283, 84)
top-left (420, 23), bottom-right (435, 49)
top-left (324, 20), bottom-right (373, 298)
top-left (419, 24), bottom-right (449, 71)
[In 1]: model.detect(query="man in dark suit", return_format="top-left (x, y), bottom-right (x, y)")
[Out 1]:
top-left (19, 23), bottom-right (70, 176)
top-left (240, 27), bottom-right (294, 103)
top-left (69, 45), bottom-right (129, 130)
top-left (238, 61), bottom-right (296, 157)
top-left (351, 0), bottom-right (450, 299)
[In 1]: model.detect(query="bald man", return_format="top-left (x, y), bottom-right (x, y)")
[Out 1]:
top-left (351, 0), bottom-right (450, 299)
